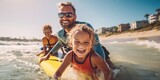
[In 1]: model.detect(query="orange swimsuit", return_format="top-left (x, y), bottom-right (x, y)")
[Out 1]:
top-left (71, 50), bottom-right (95, 76)
top-left (42, 35), bottom-right (58, 52)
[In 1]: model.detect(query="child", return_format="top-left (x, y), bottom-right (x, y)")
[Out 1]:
top-left (39, 24), bottom-right (58, 62)
top-left (54, 24), bottom-right (112, 80)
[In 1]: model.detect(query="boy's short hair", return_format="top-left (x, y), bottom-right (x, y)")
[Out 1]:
top-left (43, 24), bottom-right (52, 31)
top-left (58, 2), bottom-right (76, 13)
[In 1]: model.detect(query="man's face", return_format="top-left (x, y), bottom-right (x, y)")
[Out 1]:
top-left (58, 6), bottom-right (76, 29)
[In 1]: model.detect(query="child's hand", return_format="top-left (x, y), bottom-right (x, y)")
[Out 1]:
top-left (36, 53), bottom-right (41, 56)
top-left (53, 75), bottom-right (61, 80)
top-left (36, 51), bottom-right (44, 57)
top-left (39, 56), bottom-right (48, 64)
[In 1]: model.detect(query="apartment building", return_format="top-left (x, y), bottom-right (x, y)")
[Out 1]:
top-left (148, 14), bottom-right (158, 23)
top-left (95, 27), bottom-right (107, 34)
top-left (117, 24), bottom-right (130, 32)
top-left (130, 20), bottom-right (148, 30)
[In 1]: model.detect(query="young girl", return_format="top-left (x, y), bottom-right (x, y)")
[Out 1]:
top-left (38, 24), bottom-right (58, 63)
top-left (54, 24), bottom-right (111, 80)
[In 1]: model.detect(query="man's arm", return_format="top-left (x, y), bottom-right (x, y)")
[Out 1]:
top-left (93, 33), bottom-right (106, 59)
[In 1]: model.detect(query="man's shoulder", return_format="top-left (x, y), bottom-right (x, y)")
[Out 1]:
top-left (57, 29), bottom-right (67, 42)
top-left (57, 29), bottom-right (65, 37)
top-left (58, 29), bottom-right (64, 34)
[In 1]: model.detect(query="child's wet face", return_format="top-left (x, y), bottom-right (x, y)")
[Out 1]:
top-left (71, 31), bottom-right (92, 58)
top-left (43, 29), bottom-right (52, 37)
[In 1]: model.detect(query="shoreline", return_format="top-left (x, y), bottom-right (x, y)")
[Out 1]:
top-left (99, 30), bottom-right (160, 42)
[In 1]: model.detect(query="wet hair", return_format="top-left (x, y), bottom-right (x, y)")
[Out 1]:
top-left (43, 24), bottom-right (52, 32)
top-left (58, 2), bottom-right (76, 14)
top-left (67, 24), bottom-right (95, 46)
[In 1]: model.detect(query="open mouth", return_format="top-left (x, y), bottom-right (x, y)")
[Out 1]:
top-left (77, 49), bottom-right (86, 54)
top-left (62, 21), bottom-right (69, 25)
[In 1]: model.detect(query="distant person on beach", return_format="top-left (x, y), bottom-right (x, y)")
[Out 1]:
top-left (39, 1), bottom-right (115, 69)
top-left (38, 24), bottom-right (58, 63)
top-left (54, 24), bottom-right (112, 80)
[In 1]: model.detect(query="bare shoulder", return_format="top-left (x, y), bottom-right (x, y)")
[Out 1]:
top-left (42, 37), bottom-right (46, 41)
top-left (91, 51), bottom-right (104, 67)
top-left (63, 50), bottom-right (73, 60)
top-left (91, 51), bottom-right (102, 60)
top-left (91, 51), bottom-right (106, 67)
top-left (51, 35), bottom-right (58, 39)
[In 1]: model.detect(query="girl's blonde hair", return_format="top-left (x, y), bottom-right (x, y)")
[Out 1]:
top-left (67, 24), bottom-right (95, 47)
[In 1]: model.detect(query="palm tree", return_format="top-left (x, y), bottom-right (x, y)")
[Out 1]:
top-left (156, 8), bottom-right (160, 15)
top-left (144, 14), bottom-right (150, 20)
top-left (156, 8), bottom-right (160, 21)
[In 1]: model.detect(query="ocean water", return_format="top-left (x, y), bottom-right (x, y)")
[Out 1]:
top-left (0, 38), bottom-right (160, 80)
top-left (0, 41), bottom-right (102, 80)
top-left (0, 41), bottom-right (48, 80)
top-left (101, 38), bottom-right (160, 80)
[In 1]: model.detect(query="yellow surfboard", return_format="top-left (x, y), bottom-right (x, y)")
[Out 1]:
top-left (38, 52), bottom-right (62, 77)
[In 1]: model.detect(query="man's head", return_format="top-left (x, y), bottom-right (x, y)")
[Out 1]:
top-left (58, 2), bottom-right (77, 30)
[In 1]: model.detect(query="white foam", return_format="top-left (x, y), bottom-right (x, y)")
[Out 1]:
top-left (0, 40), bottom-right (41, 46)
top-left (106, 40), bottom-right (160, 51)
top-left (127, 40), bottom-right (160, 51)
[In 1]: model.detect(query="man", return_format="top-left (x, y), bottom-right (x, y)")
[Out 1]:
top-left (40, 2), bottom-right (115, 69)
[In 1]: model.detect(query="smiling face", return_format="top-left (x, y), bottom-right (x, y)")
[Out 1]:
top-left (58, 6), bottom-right (76, 30)
top-left (71, 31), bottom-right (92, 58)
top-left (43, 28), bottom-right (52, 38)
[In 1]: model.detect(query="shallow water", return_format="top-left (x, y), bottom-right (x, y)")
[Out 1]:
top-left (0, 39), bottom-right (160, 80)
top-left (102, 39), bottom-right (160, 80)
top-left (0, 41), bottom-right (104, 80)
top-left (0, 41), bottom-right (47, 80)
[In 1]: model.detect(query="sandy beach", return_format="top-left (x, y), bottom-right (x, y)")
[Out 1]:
top-left (99, 30), bottom-right (160, 41)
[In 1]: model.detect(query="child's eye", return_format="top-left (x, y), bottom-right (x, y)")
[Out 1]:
top-left (74, 41), bottom-right (80, 44)
top-left (84, 42), bottom-right (90, 45)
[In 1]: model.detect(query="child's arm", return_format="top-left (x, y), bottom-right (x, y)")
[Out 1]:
top-left (91, 52), bottom-right (112, 80)
top-left (39, 40), bottom-right (63, 63)
top-left (53, 51), bottom-right (72, 79)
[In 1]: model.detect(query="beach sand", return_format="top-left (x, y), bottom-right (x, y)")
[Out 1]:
top-left (100, 30), bottom-right (160, 41)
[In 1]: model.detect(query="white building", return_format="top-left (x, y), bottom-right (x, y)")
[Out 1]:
top-left (95, 27), bottom-right (107, 34)
top-left (159, 15), bottom-right (160, 21)
top-left (130, 20), bottom-right (148, 30)
top-left (117, 24), bottom-right (130, 32)
top-left (148, 14), bottom-right (158, 23)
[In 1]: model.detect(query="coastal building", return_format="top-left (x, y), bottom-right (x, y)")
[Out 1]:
top-left (130, 20), bottom-right (148, 30)
top-left (159, 14), bottom-right (160, 21)
top-left (117, 23), bottom-right (130, 32)
top-left (148, 14), bottom-right (159, 23)
top-left (95, 27), bottom-right (107, 34)
top-left (107, 26), bottom-right (117, 32)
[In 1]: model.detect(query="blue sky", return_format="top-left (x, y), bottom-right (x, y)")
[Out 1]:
top-left (0, 0), bottom-right (160, 39)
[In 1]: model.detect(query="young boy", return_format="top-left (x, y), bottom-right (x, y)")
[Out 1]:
top-left (39, 24), bottom-right (58, 63)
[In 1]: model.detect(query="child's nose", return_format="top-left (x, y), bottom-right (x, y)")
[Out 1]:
top-left (78, 43), bottom-right (85, 48)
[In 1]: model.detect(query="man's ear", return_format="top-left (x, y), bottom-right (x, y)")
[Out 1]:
top-left (75, 14), bottom-right (77, 19)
